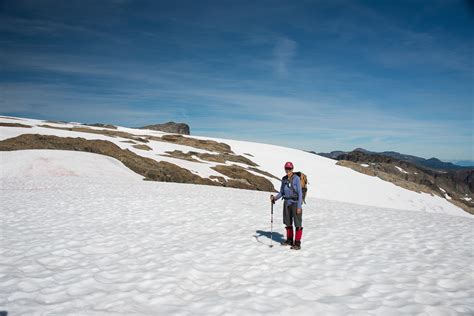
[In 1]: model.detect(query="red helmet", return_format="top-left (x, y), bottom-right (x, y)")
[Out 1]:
top-left (284, 161), bottom-right (294, 169)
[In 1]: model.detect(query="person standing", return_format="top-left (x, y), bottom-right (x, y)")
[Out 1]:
top-left (270, 161), bottom-right (303, 250)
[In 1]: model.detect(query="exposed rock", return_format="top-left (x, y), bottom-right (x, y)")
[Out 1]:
top-left (132, 144), bottom-right (152, 151)
top-left (148, 134), bottom-right (233, 154)
top-left (336, 151), bottom-right (473, 214)
top-left (0, 123), bottom-right (32, 128)
top-left (198, 152), bottom-right (258, 166)
top-left (140, 122), bottom-right (190, 135)
top-left (161, 150), bottom-right (258, 166)
top-left (337, 160), bottom-right (432, 194)
top-left (212, 165), bottom-right (275, 192)
top-left (159, 151), bottom-right (202, 163)
top-left (38, 124), bottom-right (233, 154)
top-left (248, 167), bottom-right (280, 180)
top-left (83, 123), bottom-right (117, 129)
top-left (318, 148), bottom-right (470, 170)
top-left (38, 124), bottom-right (150, 143)
top-left (209, 175), bottom-right (226, 184)
top-left (160, 150), bottom-right (278, 185)
top-left (44, 120), bottom-right (69, 124)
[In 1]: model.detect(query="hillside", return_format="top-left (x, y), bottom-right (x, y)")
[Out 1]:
top-left (334, 151), bottom-right (473, 214)
top-left (318, 149), bottom-right (472, 170)
top-left (0, 115), bottom-right (469, 217)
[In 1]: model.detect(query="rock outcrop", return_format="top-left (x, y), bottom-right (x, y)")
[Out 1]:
top-left (336, 150), bottom-right (473, 214)
top-left (140, 122), bottom-right (190, 135)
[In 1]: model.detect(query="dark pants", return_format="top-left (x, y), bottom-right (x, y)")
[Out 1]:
top-left (283, 201), bottom-right (302, 228)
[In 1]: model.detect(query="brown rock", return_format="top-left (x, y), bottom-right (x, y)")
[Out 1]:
top-left (148, 134), bottom-right (233, 154)
top-left (212, 164), bottom-right (275, 192)
top-left (83, 123), bottom-right (117, 129)
top-left (132, 144), bottom-right (152, 151)
top-left (140, 122), bottom-right (190, 135)
top-left (161, 150), bottom-right (258, 166)
top-left (38, 124), bottom-right (150, 143)
top-left (0, 123), bottom-right (32, 128)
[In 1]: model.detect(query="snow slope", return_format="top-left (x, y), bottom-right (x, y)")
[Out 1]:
top-left (1, 150), bottom-right (143, 181)
top-left (0, 115), bottom-right (468, 217)
top-left (203, 137), bottom-right (468, 217)
top-left (1, 150), bottom-right (473, 315)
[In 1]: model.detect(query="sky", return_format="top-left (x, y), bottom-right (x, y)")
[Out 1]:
top-left (0, 0), bottom-right (473, 161)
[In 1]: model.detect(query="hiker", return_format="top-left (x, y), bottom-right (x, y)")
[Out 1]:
top-left (270, 161), bottom-right (303, 250)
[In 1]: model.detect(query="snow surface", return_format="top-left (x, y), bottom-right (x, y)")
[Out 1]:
top-left (0, 116), bottom-right (468, 217)
top-left (0, 150), bottom-right (144, 181)
top-left (360, 163), bottom-right (370, 168)
top-left (204, 137), bottom-right (468, 217)
top-left (1, 150), bottom-right (473, 315)
top-left (395, 166), bottom-right (409, 174)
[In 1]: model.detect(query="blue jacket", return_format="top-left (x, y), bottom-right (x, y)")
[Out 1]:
top-left (274, 174), bottom-right (303, 209)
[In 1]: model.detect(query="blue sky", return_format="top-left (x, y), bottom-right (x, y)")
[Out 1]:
top-left (1, 0), bottom-right (473, 161)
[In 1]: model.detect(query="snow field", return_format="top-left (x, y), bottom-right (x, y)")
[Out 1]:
top-left (1, 151), bottom-right (473, 315)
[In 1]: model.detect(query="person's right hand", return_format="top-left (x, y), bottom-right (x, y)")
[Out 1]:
top-left (270, 194), bottom-right (275, 203)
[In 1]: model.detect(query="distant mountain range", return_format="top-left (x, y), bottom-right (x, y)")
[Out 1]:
top-left (316, 148), bottom-right (473, 170)
top-left (451, 160), bottom-right (474, 167)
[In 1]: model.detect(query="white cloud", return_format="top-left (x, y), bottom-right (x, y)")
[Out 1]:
top-left (273, 37), bottom-right (296, 78)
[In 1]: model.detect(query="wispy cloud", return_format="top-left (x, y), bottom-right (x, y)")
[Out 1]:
top-left (2, 76), bottom-right (470, 159)
top-left (0, 0), bottom-right (472, 160)
top-left (273, 37), bottom-right (296, 78)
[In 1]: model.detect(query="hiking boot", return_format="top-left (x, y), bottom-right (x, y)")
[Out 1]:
top-left (281, 239), bottom-right (293, 246)
top-left (290, 241), bottom-right (301, 250)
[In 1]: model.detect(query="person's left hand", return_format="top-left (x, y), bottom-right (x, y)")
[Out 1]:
top-left (296, 208), bottom-right (302, 215)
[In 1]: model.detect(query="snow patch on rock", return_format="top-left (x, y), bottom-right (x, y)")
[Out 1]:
top-left (395, 166), bottom-right (409, 174)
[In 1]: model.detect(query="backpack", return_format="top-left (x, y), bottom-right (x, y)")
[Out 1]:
top-left (285, 171), bottom-right (309, 204)
top-left (294, 172), bottom-right (308, 203)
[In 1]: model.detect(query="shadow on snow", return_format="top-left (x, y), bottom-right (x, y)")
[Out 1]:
top-left (254, 230), bottom-right (285, 245)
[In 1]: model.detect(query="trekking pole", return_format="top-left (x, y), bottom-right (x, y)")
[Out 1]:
top-left (270, 200), bottom-right (274, 248)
